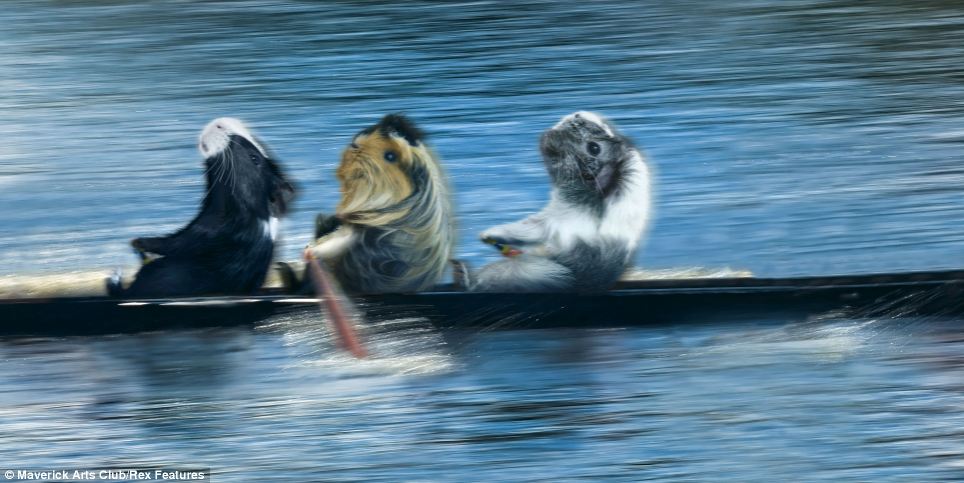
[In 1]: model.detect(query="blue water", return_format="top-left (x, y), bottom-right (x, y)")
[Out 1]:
top-left (3, 1), bottom-right (964, 481)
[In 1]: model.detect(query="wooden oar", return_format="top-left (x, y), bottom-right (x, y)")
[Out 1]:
top-left (304, 251), bottom-right (368, 358)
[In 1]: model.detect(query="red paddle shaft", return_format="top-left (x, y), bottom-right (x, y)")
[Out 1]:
top-left (304, 253), bottom-right (368, 359)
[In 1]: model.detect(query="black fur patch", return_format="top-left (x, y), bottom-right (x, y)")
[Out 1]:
top-left (315, 213), bottom-right (342, 239)
top-left (368, 113), bottom-right (425, 146)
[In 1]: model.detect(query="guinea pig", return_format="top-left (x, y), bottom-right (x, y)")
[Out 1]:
top-left (106, 117), bottom-right (296, 297)
top-left (302, 114), bottom-right (455, 294)
top-left (453, 111), bottom-right (651, 292)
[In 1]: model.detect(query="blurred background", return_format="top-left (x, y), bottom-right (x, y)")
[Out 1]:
top-left (3, 1), bottom-right (964, 481)
top-left (2, 0), bottom-right (964, 277)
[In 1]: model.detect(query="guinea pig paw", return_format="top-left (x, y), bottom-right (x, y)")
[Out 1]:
top-left (314, 214), bottom-right (342, 239)
top-left (130, 238), bottom-right (149, 257)
top-left (502, 246), bottom-right (523, 258)
top-left (131, 238), bottom-right (160, 264)
top-left (481, 234), bottom-right (504, 245)
top-left (450, 259), bottom-right (472, 290)
top-left (105, 271), bottom-right (124, 297)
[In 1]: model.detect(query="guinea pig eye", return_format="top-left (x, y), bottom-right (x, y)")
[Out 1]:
top-left (249, 153), bottom-right (261, 165)
top-left (383, 151), bottom-right (397, 163)
top-left (587, 141), bottom-right (601, 156)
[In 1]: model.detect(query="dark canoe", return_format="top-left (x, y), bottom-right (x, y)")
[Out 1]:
top-left (2, 269), bottom-right (964, 336)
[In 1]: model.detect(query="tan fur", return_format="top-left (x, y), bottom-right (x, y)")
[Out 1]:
top-left (321, 121), bottom-right (455, 293)
top-left (336, 133), bottom-right (414, 224)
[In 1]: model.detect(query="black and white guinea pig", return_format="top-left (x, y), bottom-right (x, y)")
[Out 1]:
top-left (107, 117), bottom-right (296, 298)
top-left (455, 111), bottom-right (651, 292)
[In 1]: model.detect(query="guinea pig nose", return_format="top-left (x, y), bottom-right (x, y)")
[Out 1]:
top-left (350, 142), bottom-right (359, 149)
top-left (200, 142), bottom-right (208, 152)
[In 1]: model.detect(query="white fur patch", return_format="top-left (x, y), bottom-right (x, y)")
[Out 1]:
top-left (554, 111), bottom-right (613, 137)
top-left (262, 216), bottom-right (280, 241)
top-left (542, 197), bottom-right (602, 252)
top-left (198, 117), bottom-right (267, 159)
top-left (598, 151), bottom-right (651, 254)
top-left (534, 149), bottom-right (650, 256)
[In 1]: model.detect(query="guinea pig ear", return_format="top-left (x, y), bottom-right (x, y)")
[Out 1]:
top-left (377, 113), bottom-right (424, 147)
top-left (266, 161), bottom-right (296, 217)
top-left (269, 179), bottom-right (296, 217)
top-left (593, 163), bottom-right (618, 197)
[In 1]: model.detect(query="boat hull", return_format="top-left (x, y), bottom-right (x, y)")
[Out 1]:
top-left (2, 270), bottom-right (964, 336)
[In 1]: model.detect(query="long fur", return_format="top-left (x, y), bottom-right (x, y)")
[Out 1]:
top-left (309, 114), bottom-right (454, 294)
top-left (467, 111), bottom-right (651, 293)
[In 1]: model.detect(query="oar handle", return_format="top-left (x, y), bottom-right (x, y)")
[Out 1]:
top-left (482, 237), bottom-right (523, 257)
top-left (304, 252), bottom-right (367, 359)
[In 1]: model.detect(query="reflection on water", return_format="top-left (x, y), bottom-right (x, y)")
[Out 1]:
top-left (3, 314), bottom-right (964, 480)
top-left (3, 0), bottom-right (964, 480)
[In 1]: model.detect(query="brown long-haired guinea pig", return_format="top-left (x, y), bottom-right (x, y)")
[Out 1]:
top-left (304, 114), bottom-right (455, 294)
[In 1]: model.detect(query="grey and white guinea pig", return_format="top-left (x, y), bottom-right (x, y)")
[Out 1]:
top-left (458, 111), bottom-right (651, 293)
top-left (540, 111), bottom-right (641, 209)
